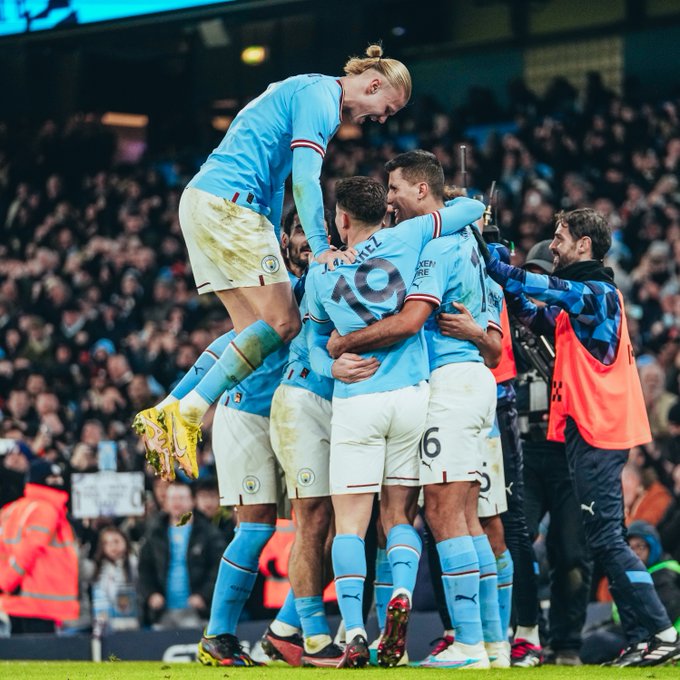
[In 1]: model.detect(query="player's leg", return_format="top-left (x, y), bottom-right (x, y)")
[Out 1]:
top-left (477, 421), bottom-right (511, 668)
top-left (419, 362), bottom-right (496, 669)
top-left (199, 404), bottom-right (280, 667)
top-left (167, 189), bottom-right (300, 475)
top-left (497, 400), bottom-right (542, 666)
top-left (269, 384), bottom-right (341, 666)
top-left (133, 332), bottom-right (233, 479)
top-left (376, 381), bottom-right (427, 667)
top-left (329, 392), bottom-right (390, 668)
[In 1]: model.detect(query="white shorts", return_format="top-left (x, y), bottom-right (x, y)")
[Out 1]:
top-left (477, 423), bottom-right (508, 518)
top-left (179, 186), bottom-right (288, 294)
top-left (330, 382), bottom-right (429, 496)
top-left (270, 384), bottom-right (332, 499)
top-left (419, 362), bottom-right (497, 487)
top-left (212, 403), bottom-right (284, 507)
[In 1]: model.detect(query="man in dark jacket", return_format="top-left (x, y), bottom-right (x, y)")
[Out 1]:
top-left (138, 481), bottom-right (226, 628)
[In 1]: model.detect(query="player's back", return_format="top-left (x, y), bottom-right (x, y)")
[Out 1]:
top-left (308, 225), bottom-right (430, 398)
top-left (419, 228), bottom-right (488, 370)
top-left (189, 74), bottom-right (341, 215)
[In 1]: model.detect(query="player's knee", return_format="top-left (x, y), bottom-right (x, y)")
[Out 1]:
top-left (266, 311), bottom-right (301, 343)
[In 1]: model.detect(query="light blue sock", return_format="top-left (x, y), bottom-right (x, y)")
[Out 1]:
top-left (386, 524), bottom-right (422, 600)
top-left (207, 522), bottom-right (275, 635)
top-left (437, 535), bottom-right (482, 646)
top-left (275, 588), bottom-right (301, 629)
top-left (195, 320), bottom-right (283, 405)
top-left (374, 548), bottom-right (392, 631)
top-left (472, 534), bottom-right (504, 643)
top-left (332, 534), bottom-right (366, 633)
top-left (496, 549), bottom-right (514, 638)
top-left (169, 332), bottom-right (232, 399)
top-left (295, 596), bottom-right (330, 638)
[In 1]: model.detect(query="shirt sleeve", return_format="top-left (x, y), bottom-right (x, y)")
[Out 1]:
top-left (408, 197), bottom-right (486, 251)
top-left (304, 271), bottom-right (335, 378)
top-left (405, 240), bottom-right (450, 308)
top-left (486, 258), bottom-right (616, 328)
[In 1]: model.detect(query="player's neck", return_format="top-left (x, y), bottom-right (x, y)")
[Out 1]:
top-left (347, 224), bottom-right (382, 248)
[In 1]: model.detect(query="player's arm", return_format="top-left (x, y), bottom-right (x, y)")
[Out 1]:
top-left (410, 197), bottom-right (486, 249)
top-left (472, 229), bottom-right (611, 325)
top-left (269, 182), bottom-right (286, 242)
top-left (436, 303), bottom-right (502, 368)
top-left (305, 277), bottom-right (379, 382)
top-left (504, 288), bottom-right (559, 337)
top-left (291, 147), bottom-right (329, 257)
top-left (326, 298), bottom-right (434, 359)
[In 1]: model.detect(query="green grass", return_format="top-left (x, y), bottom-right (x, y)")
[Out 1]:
top-left (1, 662), bottom-right (679, 680)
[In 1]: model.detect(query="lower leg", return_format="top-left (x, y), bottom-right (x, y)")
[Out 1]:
top-left (207, 504), bottom-right (276, 636)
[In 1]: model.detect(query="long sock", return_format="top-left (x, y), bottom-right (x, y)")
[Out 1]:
top-left (187, 320), bottom-right (283, 413)
top-left (270, 588), bottom-right (301, 636)
top-left (296, 595), bottom-right (331, 651)
top-left (386, 524), bottom-right (422, 601)
top-left (496, 549), bottom-right (514, 638)
top-left (516, 625), bottom-right (540, 646)
top-left (374, 548), bottom-right (392, 631)
top-left (207, 522), bottom-right (275, 636)
top-left (472, 534), bottom-right (504, 643)
top-left (168, 332), bottom-right (234, 401)
top-left (332, 534), bottom-right (366, 639)
top-left (437, 535), bottom-right (482, 646)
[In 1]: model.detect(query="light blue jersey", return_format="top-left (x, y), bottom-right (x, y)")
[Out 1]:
top-left (219, 330), bottom-right (288, 418)
top-left (306, 197), bottom-right (486, 398)
top-left (189, 74), bottom-right (343, 256)
top-left (281, 283), bottom-right (334, 402)
top-left (404, 226), bottom-right (488, 371)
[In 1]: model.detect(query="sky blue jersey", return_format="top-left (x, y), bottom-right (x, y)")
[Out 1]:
top-left (281, 279), bottom-right (334, 402)
top-left (218, 334), bottom-right (288, 418)
top-left (188, 74), bottom-right (343, 256)
top-left (404, 226), bottom-right (488, 371)
top-left (306, 197), bottom-right (485, 398)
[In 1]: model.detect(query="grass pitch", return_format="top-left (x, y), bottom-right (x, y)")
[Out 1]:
top-left (2, 662), bottom-right (679, 679)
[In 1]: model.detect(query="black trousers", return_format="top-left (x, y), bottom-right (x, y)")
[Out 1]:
top-left (564, 417), bottom-right (671, 644)
top-left (524, 436), bottom-right (592, 651)
top-left (498, 399), bottom-right (539, 628)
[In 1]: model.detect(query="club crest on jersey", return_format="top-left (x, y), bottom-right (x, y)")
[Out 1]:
top-left (297, 468), bottom-right (315, 487)
top-left (243, 476), bottom-right (261, 494)
top-left (261, 255), bottom-right (280, 273)
top-left (234, 392), bottom-right (242, 403)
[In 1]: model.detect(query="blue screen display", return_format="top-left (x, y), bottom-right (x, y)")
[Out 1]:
top-left (0, 1), bottom-right (234, 37)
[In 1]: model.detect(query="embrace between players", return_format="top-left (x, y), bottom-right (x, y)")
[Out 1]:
top-left (133, 43), bottom-right (680, 669)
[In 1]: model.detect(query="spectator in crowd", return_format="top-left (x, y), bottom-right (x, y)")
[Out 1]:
top-left (91, 526), bottom-right (140, 633)
top-left (138, 481), bottom-right (225, 629)
top-left (193, 476), bottom-right (236, 543)
top-left (622, 461), bottom-right (672, 527)
top-left (0, 460), bottom-right (78, 634)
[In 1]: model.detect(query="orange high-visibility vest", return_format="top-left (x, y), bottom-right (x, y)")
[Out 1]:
top-left (490, 302), bottom-right (517, 384)
top-left (258, 518), bottom-right (336, 608)
top-left (547, 291), bottom-right (652, 449)
top-left (0, 484), bottom-right (79, 622)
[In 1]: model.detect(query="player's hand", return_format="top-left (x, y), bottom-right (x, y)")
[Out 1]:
top-left (331, 353), bottom-right (379, 383)
top-left (316, 247), bottom-right (357, 271)
top-left (326, 329), bottom-right (346, 359)
top-left (437, 303), bottom-right (484, 342)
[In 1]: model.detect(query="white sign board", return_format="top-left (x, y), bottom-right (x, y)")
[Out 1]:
top-left (71, 472), bottom-right (145, 519)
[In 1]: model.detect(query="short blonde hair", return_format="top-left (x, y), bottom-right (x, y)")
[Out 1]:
top-left (343, 43), bottom-right (411, 102)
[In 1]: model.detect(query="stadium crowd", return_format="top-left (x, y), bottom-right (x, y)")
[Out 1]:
top-left (0, 71), bottom-right (679, 649)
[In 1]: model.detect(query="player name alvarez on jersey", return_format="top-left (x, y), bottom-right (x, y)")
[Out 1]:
top-left (305, 196), bottom-right (485, 398)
